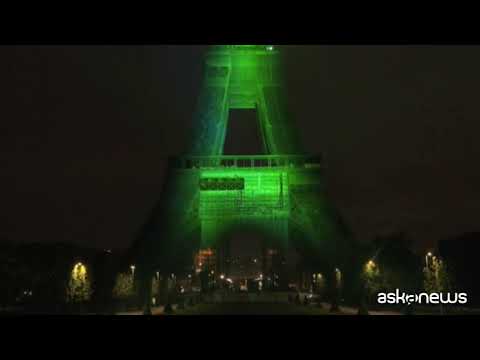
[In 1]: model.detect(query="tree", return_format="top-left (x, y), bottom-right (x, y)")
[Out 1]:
top-left (374, 233), bottom-right (423, 294)
top-left (112, 273), bottom-right (134, 300)
top-left (424, 256), bottom-right (451, 293)
top-left (424, 256), bottom-right (452, 315)
top-left (439, 233), bottom-right (480, 307)
top-left (66, 262), bottom-right (92, 303)
top-left (151, 275), bottom-right (160, 305)
top-left (362, 261), bottom-right (383, 305)
top-left (314, 273), bottom-right (326, 296)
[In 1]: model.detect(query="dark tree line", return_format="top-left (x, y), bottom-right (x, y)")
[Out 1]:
top-left (439, 232), bottom-right (480, 307)
top-left (0, 241), bottom-right (122, 313)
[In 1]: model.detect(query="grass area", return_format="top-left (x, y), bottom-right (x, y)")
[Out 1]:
top-left (170, 302), bottom-right (341, 316)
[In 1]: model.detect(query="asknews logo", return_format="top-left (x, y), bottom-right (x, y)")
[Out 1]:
top-left (377, 289), bottom-right (468, 305)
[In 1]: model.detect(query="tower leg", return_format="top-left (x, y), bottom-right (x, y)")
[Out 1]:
top-left (137, 270), bottom-right (153, 315)
top-left (327, 268), bottom-right (340, 313)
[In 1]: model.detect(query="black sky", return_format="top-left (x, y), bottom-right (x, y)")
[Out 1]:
top-left (1, 45), bottom-right (479, 251)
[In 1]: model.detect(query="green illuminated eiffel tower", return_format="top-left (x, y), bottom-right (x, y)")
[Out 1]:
top-left (134, 45), bottom-right (355, 310)
top-left (191, 45), bottom-right (300, 156)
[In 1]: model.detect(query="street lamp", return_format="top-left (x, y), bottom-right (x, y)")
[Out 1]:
top-left (130, 265), bottom-right (136, 278)
top-left (73, 262), bottom-right (87, 278)
top-left (425, 252), bottom-right (433, 268)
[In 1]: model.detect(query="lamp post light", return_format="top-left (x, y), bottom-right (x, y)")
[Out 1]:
top-left (130, 265), bottom-right (136, 278)
top-left (425, 252), bottom-right (433, 269)
top-left (367, 260), bottom-right (376, 270)
top-left (425, 252), bottom-right (444, 315)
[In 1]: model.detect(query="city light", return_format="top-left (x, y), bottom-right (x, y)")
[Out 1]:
top-left (73, 262), bottom-right (87, 278)
top-left (425, 252), bottom-right (434, 268)
top-left (68, 262), bottom-right (91, 303)
top-left (365, 260), bottom-right (377, 274)
top-left (220, 274), bottom-right (225, 280)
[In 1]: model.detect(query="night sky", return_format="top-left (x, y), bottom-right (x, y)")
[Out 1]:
top-left (1, 45), bottom-right (480, 251)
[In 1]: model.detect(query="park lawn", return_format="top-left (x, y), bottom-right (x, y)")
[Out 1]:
top-left (170, 303), bottom-right (342, 316)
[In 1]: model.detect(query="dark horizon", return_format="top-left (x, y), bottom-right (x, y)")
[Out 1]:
top-left (1, 45), bottom-right (480, 251)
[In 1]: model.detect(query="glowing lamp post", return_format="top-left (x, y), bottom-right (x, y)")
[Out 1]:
top-left (366, 260), bottom-right (376, 272)
top-left (425, 252), bottom-right (433, 269)
top-left (73, 262), bottom-right (86, 278)
top-left (67, 262), bottom-right (91, 304)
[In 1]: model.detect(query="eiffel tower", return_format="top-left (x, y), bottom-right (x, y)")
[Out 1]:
top-left (133, 45), bottom-right (357, 312)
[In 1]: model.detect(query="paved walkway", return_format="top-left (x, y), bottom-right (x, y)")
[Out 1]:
top-left (116, 295), bottom-right (402, 315)
top-left (319, 303), bottom-right (401, 315)
top-left (117, 305), bottom-right (178, 316)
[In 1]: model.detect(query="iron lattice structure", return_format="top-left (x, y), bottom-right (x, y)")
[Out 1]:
top-left (133, 45), bottom-right (357, 308)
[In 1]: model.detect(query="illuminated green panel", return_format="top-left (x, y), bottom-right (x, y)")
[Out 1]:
top-left (199, 168), bottom-right (289, 220)
top-left (199, 177), bottom-right (245, 191)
